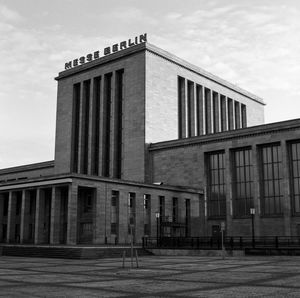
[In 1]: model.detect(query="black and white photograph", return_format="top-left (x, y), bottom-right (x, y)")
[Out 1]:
top-left (1, 0), bottom-right (300, 297)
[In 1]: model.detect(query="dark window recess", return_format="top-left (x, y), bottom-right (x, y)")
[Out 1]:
top-left (241, 104), bottom-right (247, 128)
top-left (71, 83), bottom-right (81, 173)
top-left (111, 223), bottom-right (117, 235)
top-left (113, 69), bottom-right (124, 179)
top-left (159, 196), bottom-right (165, 221)
top-left (220, 95), bottom-right (227, 131)
top-left (111, 190), bottom-right (119, 207)
top-left (187, 80), bottom-right (194, 137)
top-left (204, 88), bottom-right (211, 134)
top-left (102, 73), bottom-right (112, 177)
top-left (213, 92), bottom-right (219, 133)
top-left (172, 197), bottom-right (178, 222)
top-left (196, 84), bottom-right (203, 136)
top-left (3, 194), bottom-right (9, 216)
top-left (15, 192), bottom-right (22, 216)
top-left (91, 76), bottom-right (101, 176)
top-left (81, 80), bottom-right (91, 174)
top-left (144, 194), bottom-right (150, 210)
top-left (227, 98), bottom-right (234, 130)
top-left (232, 148), bottom-right (253, 217)
top-left (260, 144), bottom-right (283, 215)
top-left (235, 101), bottom-right (241, 129)
top-left (185, 199), bottom-right (191, 237)
top-left (178, 76), bottom-right (186, 138)
top-left (207, 151), bottom-right (226, 218)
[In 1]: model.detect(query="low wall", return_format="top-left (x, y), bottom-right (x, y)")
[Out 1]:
top-left (147, 249), bottom-right (244, 257)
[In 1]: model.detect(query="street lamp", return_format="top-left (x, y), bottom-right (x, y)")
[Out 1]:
top-left (155, 212), bottom-right (160, 247)
top-left (250, 208), bottom-right (255, 248)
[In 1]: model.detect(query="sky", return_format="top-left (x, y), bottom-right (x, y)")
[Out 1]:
top-left (0, 0), bottom-right (300, 169)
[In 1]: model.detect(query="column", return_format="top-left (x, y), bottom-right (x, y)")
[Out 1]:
top-left (77, 82), bottom-right (84, 174)
top-left (252, 145), bottom-right (261, 236)
top-left (66, 184), bottom-right (78, 245)
top-left (98, 77), bottom-right (105, 176)
top-left (225, 148), bottom-right (233, 234)
top-left (94, 185), bottom-right (106, 244)
top-left (50, 187), bottom-right (60, 244)
top-left (34, 188), bottom-right (44, 244)
top-left (20, 190), bottom-right (30, 243)
top-left (281, 141), bottom-right (292, 235)
top-left (118, 190), bottom-right (128, 244)
top-left (7, 191), bottom-right (16, 243)
top-left (110, 72), bottom-right (117, 177)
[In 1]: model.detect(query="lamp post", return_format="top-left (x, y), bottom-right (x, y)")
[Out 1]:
top-left (250, 208), bottom-right (255, 248)
top-left (155, 212), bottom-right (160, 247)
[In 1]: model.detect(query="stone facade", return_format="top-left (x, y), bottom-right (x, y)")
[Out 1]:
top-left (0, 40), bottom-right (296, 245)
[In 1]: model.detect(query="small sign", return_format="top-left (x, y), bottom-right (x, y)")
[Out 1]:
top-left (221, 222), bottom-right (226, 231)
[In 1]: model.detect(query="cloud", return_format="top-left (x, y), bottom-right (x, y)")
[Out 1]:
top-left (0, 4), bottom-right (23, 22)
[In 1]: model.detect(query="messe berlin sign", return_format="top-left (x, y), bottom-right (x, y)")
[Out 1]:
top-left (64, 33), bottom-right (147, 70)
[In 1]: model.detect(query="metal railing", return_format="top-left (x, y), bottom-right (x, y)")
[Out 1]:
top-left (142, 236), bottom-right (300, 250)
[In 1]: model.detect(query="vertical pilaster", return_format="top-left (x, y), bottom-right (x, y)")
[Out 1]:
top-left (225, 148), bottom-right (233, 234)
top-left (282, 141), bottom-right (292, 235)
top-left (34, 188), bottom-right (44, 244)
top-left (7, 191), bottom-right (16, 243)
top-left (252, 145), bottom-right (261, 236)
top-left (67, 184), bottom-right (78, 245)
top-left (20, 190), bottom-right (30, 243)
top-left (94, 185), bottom-right (106, 244)
top-left (118, 190), bottom-right (128, 244)
top-left (224, 96), bottom-right (228, 131)
top-left (50, 187), bottom-right (60, 244)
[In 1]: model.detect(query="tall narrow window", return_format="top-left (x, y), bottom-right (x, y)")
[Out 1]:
top-left (220, 95), bottom-right (227, 132)
top-left (111, 191), bottom-right (119, 236)
top-left (227, 98), bottom-right (234, 130)
top-left (159, 196), bottom-right (165, 221)
top-left (290, 142), bottom-right (300, 214)
top-left (185, 199), bottom-right (191, 237)
top-left (234, 101), bottom-right (241, 129)
top-left (178, 76), bottom-right (186, 138)
top-left (260, 144), bottom-right (283, 215)
top-left (81, 80), bottom-right (91, 174)
top-left (71, 83), bottom-right (81, 173)
top-left (232, 148), bottom-right (253, 217)
top-left (91, 76), bottom-right (101, 175)
top-left (213, 92), bottom-right (219, 133)
top-left (187, 81), bottom-right (195, 137)
top-left (143, 194), bottom-right (151, 236)
top-left (15, 192), bottom-right (22, 216)
top-left (205, 88), bottom-right (212, 134)
top-left (172, 197), bottom-right (178, 222)
top-left (113, 69), bottom-right (124, 179)
top-left (196, 85), bottom-right (204, 136)
top-left (128, 193), bottom-right (136, 234)
top-left (241, 104), bottom-right (247, 128)
top-left (102, 73), bottom-right (112, 177)
top-left (207, 151), bottom-right (226, 218)
top-left (3, 193), bottom-right (9, 216)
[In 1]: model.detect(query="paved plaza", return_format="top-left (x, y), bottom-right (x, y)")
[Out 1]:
top-left (0, 255), bottom-right (300, 297)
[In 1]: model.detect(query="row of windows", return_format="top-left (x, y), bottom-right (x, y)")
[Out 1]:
top-left (207, 141), bottom-right (300, 218)
top-left (71, 69), bottom-right (124, 178)
top-left (178, 76), bottom-right (247, 139)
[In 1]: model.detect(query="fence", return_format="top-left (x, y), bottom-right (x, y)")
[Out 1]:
top-left (142, 236), bottom-right (300, 250)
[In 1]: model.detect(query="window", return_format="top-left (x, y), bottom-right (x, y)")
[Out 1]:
top-left (144, 194), bottom-right (150, 210)
top-left (15, 192), bottom-right (22, 216)
top-left (159, 196), bottom-right (165, 220)
top-left (111, 223), bottom-right (117, 235)
top-left (111, 190), bottom-right (119, 207)
top-left (3, 194), bottom-right (9, 216)
top-left (232, 148), bottom-right (253, 217)
top-left (178, 76), bottom-right (186, 138)
top-left (111, 191), bottom-right (119, 235)
top-left (290, 142), bottom-right (300, 214)
top-left (207, 151), bottom-right (226, 218)
top-left (172, 197), bottom-right (178, 222)
top-left (128, 193), bottom-right (136, 234)
top-left (185, 199), bottom-right (191, 237)
top-left (260, 144), bottom-right (283, 215)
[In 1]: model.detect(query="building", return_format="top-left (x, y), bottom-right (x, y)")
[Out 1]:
top-left (1, 34), bottom-right (300, 246)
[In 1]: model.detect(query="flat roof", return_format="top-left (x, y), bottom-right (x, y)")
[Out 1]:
top-left (56, 42), bottom-right (264, 105)
top-left (149, 118), bottom-right (300, 151)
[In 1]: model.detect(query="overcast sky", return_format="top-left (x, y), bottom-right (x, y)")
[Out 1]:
top-left (1, 0), bottom-right (300, 169)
